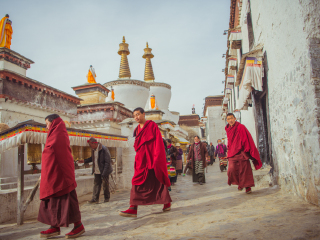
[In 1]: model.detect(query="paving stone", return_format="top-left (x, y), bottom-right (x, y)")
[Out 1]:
top-left (0, 164), bottom-right (319, 239)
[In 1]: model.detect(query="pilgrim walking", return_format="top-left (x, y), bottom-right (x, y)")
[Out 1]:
top-left (38, 114), bottom-right (85, 239)
top-left (167, 139), bottom-right (178, 185)
top-left (225, 113), bottom-right (262, 193)
top-left (120, 108), bottom-right (171, 217)
top-left (207, 142), bottom-right (215, 165)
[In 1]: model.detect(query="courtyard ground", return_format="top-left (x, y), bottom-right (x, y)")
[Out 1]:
top-left (0, 163), bottom-right (320, 240)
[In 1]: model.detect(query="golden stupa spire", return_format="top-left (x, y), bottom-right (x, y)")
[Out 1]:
top-left (142, 42), bottom-right (155, 82)
top-left (118, 36), bottom-right (131, 78)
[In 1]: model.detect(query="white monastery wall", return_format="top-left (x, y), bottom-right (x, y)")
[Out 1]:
top-left (239, 107), bottom-right (257, 147)
top-left (205, 106), bottom-right (226, 145)
top-left (0, 60), bottom-right (26, 76)
top-left (120, 119), bottom-right (138, 189)
top-left (246, 0), bottom-right (320, 205)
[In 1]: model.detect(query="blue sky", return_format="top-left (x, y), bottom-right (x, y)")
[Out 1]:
top-left (1, 0), bottom-right (230, 116)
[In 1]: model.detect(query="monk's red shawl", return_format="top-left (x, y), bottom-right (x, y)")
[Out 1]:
top-left (132, 120), bottom-right (171, 187)
top-left (40, 117), bottom-right (76, 200)
top-left (225, 121), bottom-right (262, 170)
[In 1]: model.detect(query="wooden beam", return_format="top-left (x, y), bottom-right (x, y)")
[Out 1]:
top-left (17, 144), bottom-right (25, 225)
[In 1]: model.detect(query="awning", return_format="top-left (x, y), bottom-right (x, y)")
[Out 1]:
top-left (0, 120), bottom-right (129, 153)
top-left (237, 57), bottom-right (263, 110)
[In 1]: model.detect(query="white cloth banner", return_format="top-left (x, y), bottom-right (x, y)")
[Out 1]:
top-left (229, 31), bottom-right (242, 41)
top-left (237, 57), bottom-right (263, 110)
top-left (228, 58), bottom-right (237, 68)
top-left (229, 48), bottom-right (237, 56)
top-left (228, 58), bottom-right (237, 74)
top-left (227, 76), bottom-right (235, 84)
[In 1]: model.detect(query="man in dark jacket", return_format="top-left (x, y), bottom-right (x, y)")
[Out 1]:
top-left (79, 137), bottom-right (113, 203)
top-left (207, 142), bottom-right (215, 165)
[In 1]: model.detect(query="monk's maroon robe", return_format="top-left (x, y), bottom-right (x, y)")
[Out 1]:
top-left (130, 120), bottom-right (171, 205)
top-left (226, 121), bottom-right (262, 188)
top-left (38, 117), bottom-right (81, 227)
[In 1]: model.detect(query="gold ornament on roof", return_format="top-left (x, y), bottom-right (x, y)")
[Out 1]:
top-left (87, 65), bottom-right (97, 83)
top-left (118, 36), bottom-right (131, 78)
top-left (142, 42), bottom-right (155, 82)
top-left (0, 14), bottom-right (13, 49)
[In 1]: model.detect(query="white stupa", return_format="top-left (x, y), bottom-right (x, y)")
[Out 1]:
top-left (103, 37), bottom-right (149, 110)
top-left (142, 42), bottom-right (177, 122)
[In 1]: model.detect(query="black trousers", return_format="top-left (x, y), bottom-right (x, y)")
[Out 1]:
top-left (92, 174), bottom-right (110, 201)
top-left (197, 173), bottom-right (205, 183)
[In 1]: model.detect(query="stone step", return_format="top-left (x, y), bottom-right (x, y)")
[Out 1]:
top-left (0, 179), bottom-right (39, 190)
top-left (0, 169), bottom-right (92, 190)
top-left (0, 176), bottom-right (17, 184)
top-left (0, 174), bottom-right (41, 184)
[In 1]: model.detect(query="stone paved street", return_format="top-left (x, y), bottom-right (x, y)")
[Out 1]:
top-left (1, 164), bottom-right (320, 240)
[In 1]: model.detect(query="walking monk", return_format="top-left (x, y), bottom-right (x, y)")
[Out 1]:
top-left (225, 113), bottom-right (262, 194)
top-left (38, 114), bottom-right (85, 238)
top-left (120, 107), bottom-right (172, 217)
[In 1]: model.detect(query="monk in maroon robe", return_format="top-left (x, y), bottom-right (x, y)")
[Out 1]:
top-left (38, 114), bottom-right (85, 238)
top-left (225, 113), bottom-right (262, 194)
top-left (120, 107), bottom-right (172, 217)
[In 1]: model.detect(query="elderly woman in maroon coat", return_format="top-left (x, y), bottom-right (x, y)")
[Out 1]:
top-left (187, 136), bottom-right (209, 185)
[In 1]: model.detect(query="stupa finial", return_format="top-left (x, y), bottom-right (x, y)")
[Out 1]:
top-left (142, 42), bottom-right (155, 82)
top-left (118, 36), bottom-right (131, 78)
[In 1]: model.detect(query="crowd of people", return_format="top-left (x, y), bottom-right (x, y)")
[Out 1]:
top-left (37, 110), bottom-right (261, 238)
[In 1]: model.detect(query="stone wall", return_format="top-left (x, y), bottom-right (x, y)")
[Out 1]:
top-left (247, 0), bottom-right (320, 205)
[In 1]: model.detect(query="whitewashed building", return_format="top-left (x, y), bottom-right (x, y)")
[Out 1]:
top-left (203, 96), bottom-right (226, 145)
top-left (223, 0), bottom-right (320, 206)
